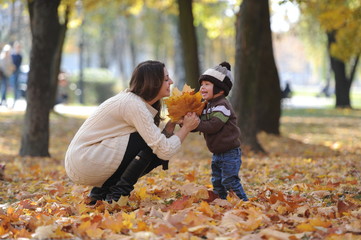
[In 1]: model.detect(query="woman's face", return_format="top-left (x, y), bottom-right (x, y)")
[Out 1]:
top-left (155, 67), bottom-right (173, 100)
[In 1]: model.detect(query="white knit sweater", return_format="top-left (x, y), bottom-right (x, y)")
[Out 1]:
top-left (65, 89), bottom-right (181, 187)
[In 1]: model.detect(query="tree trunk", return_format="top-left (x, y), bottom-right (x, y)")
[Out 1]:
top-left (50, 5), bottom-right (70, 109)
top-left (9, 0), bottom-right (16, 42)
top-left (255, 1), bottom-right (281, 135)
top-left (327, 31), bottom-right (359, 108)
top-left (115, 18), bottom-right (128, 83)
top-left (172, 15), bottom-right (186, 89)
top-left (126, 16), bottom-right (138, 69)
top-left (20, 0), bottom-right (62, 157)
top-left (232, 0), bottom-right (280, 153)
top-left (332, 57), bottom-right (351, 107)
top-left (177, 0), bottom-right (200, 90)
top-left (99, 28), bottom-right (109, 68)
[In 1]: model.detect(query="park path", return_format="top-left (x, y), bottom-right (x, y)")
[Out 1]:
top-left (0, 99), bottom-right (97, 117)
top-left (0, 96), bottom-right (334, 117)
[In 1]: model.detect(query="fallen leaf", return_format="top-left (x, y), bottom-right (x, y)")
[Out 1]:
top-left (198, 201), bottom-right (214, 217)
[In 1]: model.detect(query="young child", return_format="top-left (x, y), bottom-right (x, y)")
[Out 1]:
top-left (194, 62), bottom-right (248, 201)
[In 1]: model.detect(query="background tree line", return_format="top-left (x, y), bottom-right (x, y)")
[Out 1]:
top-left (0, 0), bottom-right (359, 157)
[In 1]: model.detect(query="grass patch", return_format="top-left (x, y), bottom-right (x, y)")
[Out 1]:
top-left (282, 107), bottom-right (361, 118)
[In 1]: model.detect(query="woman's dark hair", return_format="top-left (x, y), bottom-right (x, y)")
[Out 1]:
top-left (129, 60), bottom-right (166, 126)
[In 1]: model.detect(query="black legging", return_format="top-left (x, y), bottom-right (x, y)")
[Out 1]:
top-left (101, 132), bottom-right (168, 188)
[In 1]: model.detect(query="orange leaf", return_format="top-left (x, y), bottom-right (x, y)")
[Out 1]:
top-left (100, 216), bottom-right (123, 233)
top-left (55, 228), bottom-right (74, 238)
top-left (7, 206), bottom-right (14, 215)
top-left (198, 201), bottom-right (214, 217)
top-left (76, 220), bottom-right (91, 235)
top-left (296, 218), bottom-right (332, 233)
top-left (185, 170), bottom-right (196, 182)
top-left (241, 208), bottom-right (263, 231)
top-left (86, 227), bottom-right (104, 239)
top-left (309, 218), bottom-right (332, 228)
top-left (0, 226), bottom-right (6, 235)
top-left (164, 84), bottom-right (205, 122)
top-left (296, 222), bottom-right (316, 232)
top-left (134, 221), bottom-right (148, 232)
top-left (14, 228), bottom-right (32, 238)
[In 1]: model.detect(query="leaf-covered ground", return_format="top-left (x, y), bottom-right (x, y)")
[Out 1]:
top-left (0, 109), bottom-right (360, 239)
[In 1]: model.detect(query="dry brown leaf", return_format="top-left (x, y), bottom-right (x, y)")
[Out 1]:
top-left (337, 199), bottom-right (358, 215)
top-left (165, 196), bottom-right (193, 211)
top-left (179, 183), bottom-right (209, 200)
top-left (188, 225), bottom-right (209, 236)
top-left (259, 228), bottom-right (292, 240)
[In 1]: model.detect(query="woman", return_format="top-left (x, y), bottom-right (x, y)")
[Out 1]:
top-left (65, 60), bottom-right (200, 204)
top-left (0, 44), bottom-right (15, 106)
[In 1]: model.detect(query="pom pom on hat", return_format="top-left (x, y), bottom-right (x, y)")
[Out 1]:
top-left (220, 61), bottom-right (231, 71)
top-left (199, 61), bottom-right (233, 96)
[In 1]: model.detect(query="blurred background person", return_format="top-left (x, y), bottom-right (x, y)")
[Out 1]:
top-left (10, 41), bottom-right (23, 108)
top-left (56, 70), bottom-right (69, 105)
top-left (0, 44), bottom-right (15, 107)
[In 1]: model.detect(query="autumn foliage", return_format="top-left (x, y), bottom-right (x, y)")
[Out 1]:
top-left (0, 108), bottom-right (360, 239)
top-left (164, 84), bottom-right (205, 122)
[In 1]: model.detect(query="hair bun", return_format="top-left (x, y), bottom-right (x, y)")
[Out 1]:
top-left (219, 61), bottom-right (231, 71)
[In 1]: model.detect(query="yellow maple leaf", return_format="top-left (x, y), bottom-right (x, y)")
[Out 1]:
top-left (77, 220), bottom-right (91, 234)
top-left (182, 84), bottom-right (193, 93)
top-left (296, 218), bottom-right (332, 233)
top-left (296, 222), bottom-right (316, 232)
top-left (85, 226), bottom-right (104, 239)
top-left (309, 218), bottom-right (332, 228)
top-left (76, 202), bottom-right (91, 215)
top-left (121, 212), bottom-right (136, 229)
top-left (136, 187), bottom-right (148, 199)
top-left (198, 201), bottom-right (214, 217)
top-left (172, 87), bottom-right (182, 97)
top-left (100, 215), bottom-right (124, 233)
top-left (164, 84), bottom-right (205, 122)
top-left (108, 195), bottom-right (128, 208)
top-left (239, 207), bottom-right (263, 232)
top-left (54, 227), bottom-right (74, 238)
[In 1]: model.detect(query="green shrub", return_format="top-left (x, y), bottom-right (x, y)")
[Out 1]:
top-left (68, 68), bottom-right (118, 105)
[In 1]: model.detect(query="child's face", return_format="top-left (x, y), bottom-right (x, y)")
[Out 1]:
top-left (200, 80), bottom-right (214, 101)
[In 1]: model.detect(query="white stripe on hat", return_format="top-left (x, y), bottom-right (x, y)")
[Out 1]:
top-left (203, 68), bottom-right (226, 82)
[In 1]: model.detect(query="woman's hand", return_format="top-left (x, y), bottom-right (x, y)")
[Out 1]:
top-left (182, 112), bottom-right (200, 131)
top-left (173, 112), bottom-right (199, 143)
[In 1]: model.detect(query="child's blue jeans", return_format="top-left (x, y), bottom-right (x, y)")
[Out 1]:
top-left (211, 147), bottom-right (248, 201)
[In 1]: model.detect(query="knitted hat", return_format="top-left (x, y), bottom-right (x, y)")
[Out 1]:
top-left (199, 61), bottom-right (233, 96)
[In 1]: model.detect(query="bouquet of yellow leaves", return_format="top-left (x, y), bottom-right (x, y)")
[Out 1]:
top-left (164, 84), bottom-right (205, 122)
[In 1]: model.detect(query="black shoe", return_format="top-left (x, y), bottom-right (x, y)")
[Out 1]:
top-left (87, 186), bottom-right (109, 205)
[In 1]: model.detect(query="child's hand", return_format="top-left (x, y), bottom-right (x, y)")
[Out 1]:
top-left (182, 112), bottom-right (200, 131)
top-left (176, 119), bottom-right (184, 126)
